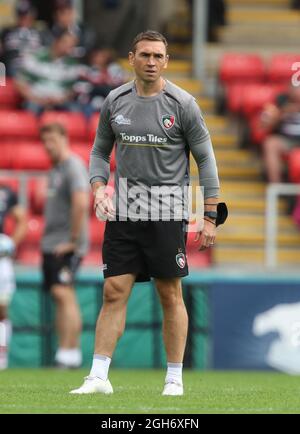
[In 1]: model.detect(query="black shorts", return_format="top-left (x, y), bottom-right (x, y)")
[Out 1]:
top-left (102, 220), bottom-right (189, 282)
top-left (42, 252), bottom-right (82, 291)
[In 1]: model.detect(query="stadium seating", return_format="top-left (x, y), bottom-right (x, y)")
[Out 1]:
top-left (0, 144), bottom-right (13, 169)
top-left (89, 217), bottom-right (106, 246)
top-left (24, 215), bottom-right (44, 244)
top-left (0, 176), bottom-right (19, 191)
top-left (241, 84), bottom-right (286, 118)
top-left (40, 111), bottom-right (87, 140)
top-left (0, 110), bottom-right (39, 140)
top-left (248, 113), bottom-right (270, 146)
top-left (226, 83), bottom-right (246, 114)
top-left (219, 53), bottom-right (265, 84)
top-left (185, 229), bottom-right (211, 268)
top-left (288, 149), bottom-right (300, 184)
top-left (12, 143), bottom-right (51, 170)
top-left (88, 113), bottom-right (100, 142)
top-left (28, 177), bottom-right (48, 214)
top-left (0, 79), bottom-right (20, 109)
top-left (267, 54), bottom-right (300, 84)
top-left (70, 143), bottom-right (91, 166)
top-left (16, 215), bottom-right (44, 265)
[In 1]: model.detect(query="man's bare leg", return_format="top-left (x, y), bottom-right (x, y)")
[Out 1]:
top-left (70, 273), bottom-right (136, 394)
top-left (155, 277), bottom-right (188, 395)
top-left (263, 135), bottom-right (287, 183)
top-left (155, 277), bottom-right (188, 363)
top-left (51, 285), bottom-right (82, 367)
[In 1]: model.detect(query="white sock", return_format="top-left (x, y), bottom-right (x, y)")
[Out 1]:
top-left (0, 320), bottom-right (12, 370)
top-left (55, 348), bottom-right (82, 367)
top-left (89, 354), bottom-right (111, 381)
top-left (165, 362), bottom-right (183, 385)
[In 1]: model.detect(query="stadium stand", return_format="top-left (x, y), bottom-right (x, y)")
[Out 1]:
top-left (0, 79), bottom-right (20, 109)
top-left (0, 110), bottom-right (39, 139)
top-left (39, 112), bottom-right (87, 140)
top-left (1, 0), bottom-right (300, 269)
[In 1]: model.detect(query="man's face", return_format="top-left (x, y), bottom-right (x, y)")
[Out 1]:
top-left (41, 131), bottom-right (67, 163)
top-left (129, 40), bottom-right (169, 83)
top-left (56, 7), bottom-right (76, 27)
top-left (55, 33), bottom-right (77, 56)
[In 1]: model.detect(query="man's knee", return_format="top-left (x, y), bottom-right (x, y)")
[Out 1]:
top-left (263, 135), bottom-right (285, 154)
top-left (103, 277), bottom-right (130, 305)
top-left (156, 279), bottom-right (184, 308)
top-left (51, 285), bottom-right (73, 303)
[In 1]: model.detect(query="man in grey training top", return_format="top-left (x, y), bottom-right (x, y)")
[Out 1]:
top-left (71, 31), bottom-right (220, 395)
top-left (41, 123), bottom-right (90, 369)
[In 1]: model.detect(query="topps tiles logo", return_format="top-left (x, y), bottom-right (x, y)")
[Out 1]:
top-left (120, 132), bottom-right (167, 145)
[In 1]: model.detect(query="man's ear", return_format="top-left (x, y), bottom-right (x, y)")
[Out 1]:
top-left (163, 54), bottom-right (169, 70)
top-left (128, 51), bottom-right (135, 66)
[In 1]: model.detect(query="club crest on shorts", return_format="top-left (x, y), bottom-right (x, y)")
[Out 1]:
top-left (58, 267), bottom-right (72, 284)
top-left (176, 253), bottom-right (186, 269)
top-left (162, 114), bottom-right (175, 129)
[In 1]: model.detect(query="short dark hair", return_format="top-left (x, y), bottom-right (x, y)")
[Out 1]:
top-left (131, 30), bottom-right (168, 53)
top-left (40, 123), bottom-right (67, 137)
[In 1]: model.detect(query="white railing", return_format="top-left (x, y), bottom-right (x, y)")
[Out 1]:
top-left (265, 183), bottom-right (300, 268)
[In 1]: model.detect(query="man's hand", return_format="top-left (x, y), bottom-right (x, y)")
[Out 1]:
top-left (94, 186), bottom-right (116, 221)
top-left (194, 219), bottom-right (217, 251)
top-left (54, 242), bottom-right (76, 257)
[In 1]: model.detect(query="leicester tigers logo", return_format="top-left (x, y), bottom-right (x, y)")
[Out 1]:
top-left (162, 115), bottom-right (175, 129)
top-left (176, 253), bottom-right (186, 269)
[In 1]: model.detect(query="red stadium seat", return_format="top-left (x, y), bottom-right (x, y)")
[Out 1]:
top-left (288, 149), bottom-right (300, 183)
top-left (249, 113), bottom-right (270, 145)
top-left (12, 143), bottom-right (51, 170)
top-left (220, 54), bottom-right (265, 84)
top-left (89, 217), bottom-right (105, 246)
top-left (0, 110), bottom-right (39, 139)
top-left (88, 113), bottom-right (100, 142)
top-left (268, 54), bottom-right (300, 84)
top-left (72, 142), bottom-right (116, 171)
top-left (28, 177), bottom-right (48, 214)
top-left (0, 79), bottom-right (21, 109)
top-left (226, 83), bottom-right (246, 114)
top-left (242, 84), bottom-right (287, 118)
top-left (71, 143), bottom-right (91, 166)
top-left (82, 249), bottom-right (103, 266)
top-left (0, 176), bottom-right (19, 191)
top-left (40, 111), bottom-right (87, 140)
top-left (24, 215), bottom-right (44, 243)
top-left (186, 251), bottom-right (211, 268)
top-left (0, 144), bottom-right (13, 169)
top-left (185, 230), bottom-right (212, 268)
top-left (17, 247), bottom-right (41, 266)
top-left (3, 215), bottom-right (15, 236)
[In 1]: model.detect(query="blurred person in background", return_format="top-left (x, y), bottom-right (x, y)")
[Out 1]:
top-left (74, 47), bottom-right (128, 117)
top-left (0, 0), bottom-right (44, 77)
top-left (40, 123), bottom-right (90, 369)
top-left (262, 85), bottom-right (300, 183)
top-left (48, 0), bottom-right (95, 59)
top-left (15, 29), bottom-right (80, 115)
top-left (0, 183), bottom-right (27, 370)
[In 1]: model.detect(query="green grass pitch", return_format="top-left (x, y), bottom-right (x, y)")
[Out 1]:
top-left (1, 369), bottom-right (300, 414)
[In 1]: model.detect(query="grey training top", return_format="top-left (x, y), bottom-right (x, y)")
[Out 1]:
top-left (89, 80), bottom-right (220, 220)
top-left (42, 154), bottom-right (90, 256)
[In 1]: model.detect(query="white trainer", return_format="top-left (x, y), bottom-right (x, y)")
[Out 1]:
top-left (69, 376), bottom-right (113, 395)
top-left (162, 381), bottom-right (184, 396)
